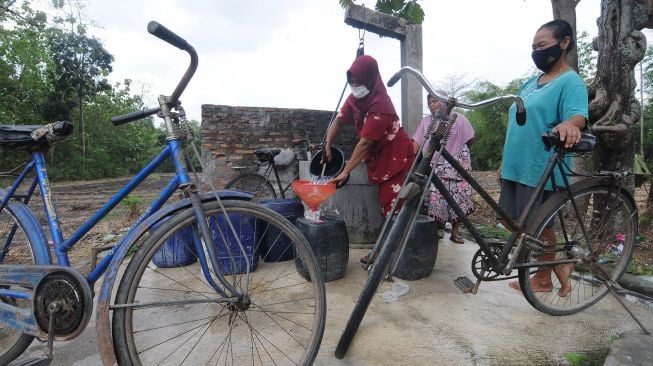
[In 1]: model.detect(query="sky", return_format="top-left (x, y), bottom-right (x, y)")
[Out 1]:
top-left (30, 1), bottom-right (635, 122)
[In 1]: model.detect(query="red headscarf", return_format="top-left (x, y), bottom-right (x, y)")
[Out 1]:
top-left (343, 55), bottom-right (398, 129)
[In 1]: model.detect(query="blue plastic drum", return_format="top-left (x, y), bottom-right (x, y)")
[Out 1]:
top-left (208, 213), bottom-right (258, 275)
top-left (151, 218), bottom-right (197, 268)
top-left (258, 199), bottom-right (304, 262)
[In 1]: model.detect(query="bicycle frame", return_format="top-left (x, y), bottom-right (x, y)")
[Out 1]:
top-left (425, 139), bottom-right (580, 275)
top-left (371, 66), bottom-right (580, 279)
top-left (262, 160), bottom-right (293, 198)
top-left (0, 139), bottom-right (188, 284)
top-left (0, 22), bottom-right (247, 316)
top-left (250, 157), bottom-right (301, 199)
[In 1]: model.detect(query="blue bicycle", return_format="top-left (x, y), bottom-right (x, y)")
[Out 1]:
top-left (0, 22), bottom-right (325, 365)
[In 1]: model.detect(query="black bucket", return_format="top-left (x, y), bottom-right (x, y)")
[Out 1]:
top-left (309, 147), bottom-right (345, 179)
top-left (392, 215), bottom-right (438, 281)
top-left (294, 217), bottom-right (349, 282)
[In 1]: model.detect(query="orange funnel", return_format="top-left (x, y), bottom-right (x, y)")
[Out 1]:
top-left (291, 180), bottom-right (336, 212)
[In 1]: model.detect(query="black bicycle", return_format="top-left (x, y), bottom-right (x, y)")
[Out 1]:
top-left (224, 139), bottom-right (319, 201)
top-left (335, 66), bottom-right (643, 359)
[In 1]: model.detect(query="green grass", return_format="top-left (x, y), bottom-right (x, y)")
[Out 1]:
top-left (476, 224), bottom-right (511, 241)
top-left (627, 262), bottom-right (653, 276)
top-left (563, 349), bottom-right (609, 366)
top-left (121, 194), bottom-right (143, 219)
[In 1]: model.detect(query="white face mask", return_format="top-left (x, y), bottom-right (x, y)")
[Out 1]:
top-left (350, 85), bottom-right (370, 99)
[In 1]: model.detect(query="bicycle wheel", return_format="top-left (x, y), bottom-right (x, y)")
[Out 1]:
top-left (224, 173), bottom-right (277, 201)
top-left (112, 199), bottom-right (326, 366)
top-left (518, 183), bottom-right (637, 316)
top-left (0, 207), bottom-right (38, 364)
top-left (335, 199), bottom-right (420, 360)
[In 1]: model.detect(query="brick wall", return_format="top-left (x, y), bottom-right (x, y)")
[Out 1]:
top-left (200, 104), bottom-right (358, 187)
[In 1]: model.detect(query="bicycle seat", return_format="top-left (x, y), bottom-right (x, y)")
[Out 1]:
top-left (254, 148), bottom-right (281, 162)
top-left (0, 121), bottom-right (74, 149)
top-left (541, 131), bottom-right (597, 153)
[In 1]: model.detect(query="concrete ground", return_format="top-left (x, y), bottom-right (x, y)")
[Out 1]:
top-left (12, 237), bottom-right (653, 366)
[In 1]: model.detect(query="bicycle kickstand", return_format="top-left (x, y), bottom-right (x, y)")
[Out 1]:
top-left (594, 266), bottom-right (650, 335)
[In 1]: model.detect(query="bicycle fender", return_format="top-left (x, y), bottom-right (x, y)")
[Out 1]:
top-left (0, 188), bottom-right (51, 265)
top-left (95, 190), bottom-right (252, 365)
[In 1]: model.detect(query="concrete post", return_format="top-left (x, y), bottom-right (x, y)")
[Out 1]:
top-left (401, 23), bottom-right (423, 137)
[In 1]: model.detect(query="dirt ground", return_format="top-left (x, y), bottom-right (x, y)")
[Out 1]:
top-left (26, 171), bottom-right (652, 270)
top-left (31, 173), bottom-right (177, 270)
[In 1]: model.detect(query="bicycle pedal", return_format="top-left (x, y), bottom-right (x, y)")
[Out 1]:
top-left (454, 276), bottom-right (479, 294)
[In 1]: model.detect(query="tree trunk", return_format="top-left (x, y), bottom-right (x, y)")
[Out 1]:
top-left (589, 0), bottom-right (648, 191)
top-left (551, 0), bottom-right (581, 71)
top-left (551, 0), bottom-right (587, 180)
top-left (79, 94), bottom-right (85, 158)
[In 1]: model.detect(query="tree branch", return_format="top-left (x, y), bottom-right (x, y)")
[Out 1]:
top-left (591, 124), bottom-right (630, 133)
top-left (593, 99), bottom-right (620, 126)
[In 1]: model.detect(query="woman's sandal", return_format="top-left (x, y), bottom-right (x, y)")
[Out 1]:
top-left (359, 252), bottom-right (378, 265)
top-left (450, 234), bottom-right (465, 244)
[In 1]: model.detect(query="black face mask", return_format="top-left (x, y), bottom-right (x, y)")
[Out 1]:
top-left (531, 42), bottom-right (563, 72)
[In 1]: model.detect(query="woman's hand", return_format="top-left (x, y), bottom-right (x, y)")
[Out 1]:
top-left (552, 120), bottom-right (583, 148)
top-left (329, 171), bottom-right (349, 186)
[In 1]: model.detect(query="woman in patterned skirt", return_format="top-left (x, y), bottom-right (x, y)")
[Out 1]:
top-left (412, 93), bottom-right (475, 243)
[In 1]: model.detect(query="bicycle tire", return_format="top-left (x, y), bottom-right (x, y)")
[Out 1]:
top-left (0, 207), bottom-right (39, 364)
top-left (335, 199), bottom-right (420, 360)
top-left (224, 173), bottom-right (277, 201)
top-left (518, 182), bottom-right (637, 316)
top-left (112, 199), bottom-right (326, 366)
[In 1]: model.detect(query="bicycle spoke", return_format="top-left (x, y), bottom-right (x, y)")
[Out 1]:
top-left (520, 184), bottom-right (636, 315)
top-left (141, 264), bottom-right (215, 300)
top-left (237, 312), bottom-right (299, 365)
top-left (138, 315), bottom-right (214, 358)
top-left (113, 200), bottom-right (325, 365)
top-left (132, 314), bottom-right (227, 335)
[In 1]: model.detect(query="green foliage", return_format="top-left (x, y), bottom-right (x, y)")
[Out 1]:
top-left (45, 81), bottom-right (166, 180)
top-left (635, 154), bottom-right (650, 175)
top-left (464, 79), bottom-right (527, 170)
top-left (121, 194), bottom-right (142, 220)
top-left (626, 262), bottom-right (653, 276)
top-left (0, 2), bottom-right (172, 181)
top-left (43, 27), bottom-right (113, 121)
top-left (0, 3), bottom-right (52, 125)
top-left (338, 0), bottom-right (424, 24)
top-left (577, 31), bottom-right (597, 85)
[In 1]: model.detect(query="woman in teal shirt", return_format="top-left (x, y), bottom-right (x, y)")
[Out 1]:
top-left (499, 19), bottom-right (588, 297)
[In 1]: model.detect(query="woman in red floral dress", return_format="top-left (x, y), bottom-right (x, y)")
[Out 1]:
top-left (323, 55), bottom-right (415, 263)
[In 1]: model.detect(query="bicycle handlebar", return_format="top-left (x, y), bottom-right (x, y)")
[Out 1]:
top-left (111, 21), bottom-right (198, 126)
top-left (110, 107), bottom-right (161, 126)
top-left (387, 66), bottom-right (527, 125)
top-left (147, 21), bottom-right (191, 51)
